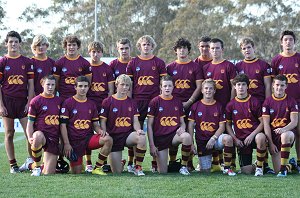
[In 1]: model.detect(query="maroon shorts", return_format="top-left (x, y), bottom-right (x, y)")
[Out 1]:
top-left (272, 132), bottom-right (295, 151)
top-left (70, 134), bottom-right (102, 167)
top-left (110, 131), bottom-right (132, 152)
top-left (237, 138), bottom-right (257, 155)
top-left (196, 139), bottom-right (213, 157)
top-left (43, 133), bottom-right (60, 155)
top-left (136, 100), bottom-right (150, 123)
top-left (154, 132), bottom-right (176, 151)
top-left (2, 94), bottom-right (27, 119)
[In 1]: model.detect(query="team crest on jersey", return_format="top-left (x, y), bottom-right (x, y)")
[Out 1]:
top-left (115, 70), bottom-right (120, 75)
top-left (73, 109), bottom-right (78, 114)
top-left (53, 67), bottom-right (56, 72)
top-left (240, 70), bottom-right (244, 74)
top-left (22, 65), bottom-right (25, 70)
top-left (113, 108), bottom-right (118, 113)
top-left (173, 70), bottom-right (178, 75)
top-left (262, 107), bottom-right (266, 112)
top-left (207, 72), bottom-right (212, 77)
top-left (221, 69), bottom-right (225, 73)
top-left (100, 108), bottom-right (104, 114)
top-left (270, 109), bottom-right (274, 114)
top-left (152, 66), bottom-right (156, 70)
top-left (62, 67), bottom-right (67, 73)
top-left (37, 68), bottom-right (43, 73)
top-left (296, 63), bottom-right (299, 68)
top-left (103, 73), bottom-right (106, 77)
top-left (89, 109), bottom-right (91, 114)
top-left (279, 65), bottom-right (284, 70)
top-left (248, 108), bottom-right (251, 113)
top-left (189, 70), bottom-right (192, 74)
top-left (175, 106), bottom-right (178, 111)
top-left (286, 107), bottom-right (289, 112)
top-left (128, 107), bottom-right (132, 111)
top-left (58, 105), bottom-right (60, 109)
top-left (136, 67), bottom-right (141, 72)
top-left (198, 112), bottom-right (202, 117)
top-left (79, 67), bottom-right (82, 72)
top-left (159, 107), bottom-right (163, 112)
top-left (256, 70), bottom-right (259, 73)
top-left (233, 110), bottom-right (238, 115)
top-left (214, 112), bottom-right (218, 117)
top-left (148, 107), bottom-right (151, 112)
top-left (61, 108), bottom-right (65, 113)
top-left (42, 106), bottom-right (48, 111)
top-left (5, 66), bottom-right (10, 71)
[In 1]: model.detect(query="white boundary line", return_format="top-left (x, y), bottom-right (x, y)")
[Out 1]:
top-left (0, 135), bottom-right (26, 148)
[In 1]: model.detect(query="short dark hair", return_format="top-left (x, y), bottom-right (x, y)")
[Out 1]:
top-left (240, 37), bottom-right (255, 48)
top-left (5, 31), bottom-right (22, 43)
top-left (63, 35), bottom-right (81, 49)
top-left (280, 30), bottom-right (296, 42)
top-left (198, 36), bottom-right (211, 43)
top-left (116, 38), bottom-right (131, 48)
top-left (210, 38), bottom-right (224, 49)
top-left (173, 38), bottom-right (191, 53)
top-left (160, 75), bottom-right (174, 86)
top-left (75, 76), bottom-right (90, 86)
top-left (41, 75), bottom-right (56, 85)
top-left (232, 74), bottom-right (250, 86)
top-left (273, 74), bottom-right (288, 84)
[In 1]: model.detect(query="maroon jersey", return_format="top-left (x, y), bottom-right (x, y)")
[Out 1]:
top-left (226, 95), bottom-right (262, 139)
top-left (32, 56), bottom-right (55, 95)
top-left (53, 55), bottom-right (92, 99)
top-left (194, 56), bottom-right (212, 68)
top-left (147, 95), bottom-right (184, 136)
top-left (0, 55), bottom-right (34, 98)
top-left (203, 60), bottom-right (236, 108)
top-left (100, 95), bottom-right (139, 134)
top-left (188, 99), bottom-right (225, 141)
top-left (166, 60), bottom-right (203, 102)
top-left (109, 58), bottom-right (131, 78)
top-left (60, 96), bottom-right (98, 143)
top-left (28, 94), bottom-right (63, 140)
top-left (262, 94), bottom-right (298, 132)
top-left (87, 61), bottom-right (115, 109)
top-left (271, 52), bottom-right (300, 103)
top-left (235, 58), bottom-right (271, 103)
top-left (126, 55), bottom-right (167, 100)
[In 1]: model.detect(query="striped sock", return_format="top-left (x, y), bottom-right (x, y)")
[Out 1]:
top-left (135, 147), bottom-right (146, 167)
top-left (85, 149), bottom-right (92, 165)
top-left (219, 150), bottom-right (224, 164)
top-left (280, 143), bottom-right (291, 171)
top-left (181, 144), bottom-right (191, 166)
top-left (95, 152), bottom-right (108, 168)
top-left (256, 148), bottom-right (266, 168)
top-left (169, 146), bottom-right (178, 162)
top-left (9, 159), bottom-right (18, 168)
top-left (224, 146), bottom-right (233, 169)
top-left (127, 147), bottom-right (134, 166)
top-left (212, 150), bottom-right (220, 166)
top-left (32, 145), bottom-right (43, 168)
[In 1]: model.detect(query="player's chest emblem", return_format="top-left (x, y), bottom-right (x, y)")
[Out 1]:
top-left (62, 67), bottom-right (67, 73)
top-left (73, 109), bottom-right (78, 114)
top-left (279, 65), bottom-right (284, 70)
top-left (89, 109), bottom-right (92, 114)
top-left (22, 65), bottom-right (25, 70)
top-left (295, 63), bottom-right (299, 68)
top-left (220, 69), bottom-right (225, 73)
top-left (286, 107), bottom-right (289, 112)
top-left (214, 112), bottom-right (218, 117)
top-left (207, 72), bottom-right (212, 77)
top-left (103, 72), bottom-right (106, 77)
top-left (189, 70), bottom-right (192, 74)
top-left (128, 107), bottom-right (132, 112)
top-left (152, 66), bottom-right (156, 70)
top-left (270, 109), bottom-right (274, 114)
top-left (198, 112), bottom-right (202, 117)
top-left (256, 69), bottom-right (260, 73)
top-left (53, 67), bottom-right (57, 72)
top-left (78, 67), bottom-right (82, 72)
top-left (5, 66), bottom-right (10, 71)
top-left (175, 106), bottom-right (178, 111)
top-left (159, 107), bottom-right (163, 112)
top-left (233, 110), bottom-right (238, 115)
top-left (173, 70), bottom-right (177, 75)
top-left (113, 108), bottom-right (118, 113)
top-left (37, 68), bottom-right (43, 73)
top-left (42, 106), bottom-right (48, 111)
top-left (115, 70), bottom-right (120, 75)
top-left (136, 67), bottom-right (141, 72)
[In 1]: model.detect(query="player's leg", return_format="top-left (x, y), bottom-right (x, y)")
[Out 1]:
top-left (127, 146), bottom-right (135, 171)
top-left (219, 134), bottom-right (236, 176)
top-left (30, 131), bottom-right (46, 176)
top-left (3, 117), bottom-right (19, 173)
top-left (84, 149), bottom-right (93, 173)
top-left (70, 157), bottom-right (84, 174)
top-left (254, 133), bottom-right (267, 176)
top-left (277, 131), bottom-right (295, 177)
top-left (42, 152), bottom-right (58, 175)
top-left (156, 149), bottom-right (169, 173)
top-left (19, 117), bottom-right (33, 158)
top-left (109, 151), bottom-right (123, 173)
top-left (296, 117), bottom-right (300, 169)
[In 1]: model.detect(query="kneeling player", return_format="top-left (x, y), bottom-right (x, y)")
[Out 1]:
top-left (188, 79), bottom-right (236, 175)
top-left (147, 75), bottom-right (192, 175)
top-left (226, 74), bottom-right (267, 176)
top-left (26, 75), bottom-right (63, 176)
top-left (262, 74), bottom-right (298, 177)
top-left (60, 76), bottom-right (113, 174)
top-left (100, 74), bottom-right (147, 176)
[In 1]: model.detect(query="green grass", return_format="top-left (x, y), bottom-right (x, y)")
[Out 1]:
top-left (0, 133), bottom-right (300, 198)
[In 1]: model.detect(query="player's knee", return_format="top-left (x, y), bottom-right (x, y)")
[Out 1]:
top-left (255, 133), bottom-right (266, 144)
top-left (137, 134), bottom-right (146, 145)
top-left (281, 131), bottom-right (294, 143)
top-left (5, 129), bottom-right (15, 140)
top-left (103, 135), bottom-right (113, 147)
top-left (182, 132), bottom-right (192, 143)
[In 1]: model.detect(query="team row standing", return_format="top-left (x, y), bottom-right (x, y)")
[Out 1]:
top-left (0, 30), bottom-right (299, 177)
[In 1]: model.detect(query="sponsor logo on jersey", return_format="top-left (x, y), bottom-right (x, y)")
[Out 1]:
top-left (236, 119), bottom-right (253, 129)
top-left (103, 72), bottom-right (106, 77)
top-left (296, 63), bottom-right (299, 68)
top-left (74, 120), bottom-right (91, 129)
top-left (207, 72), bottom-right (212, 77)
top-left (61, 108), bottom-right (65, 113)
top-left (115, 70), bottom-right (120, 75)
top-left (249, 79), bottom-right (258, 89)
top-left (53, 67), bottom-right (56, 72)
top-left (128, 107), bottom-right (132, 111)
top-left (62, 67), bottom-right (67, 72)
top-left (267, 68), bottom-right (271, 73)
top-left (175, 106), bottom-right (178, 111)
top-left (270, 109), bottom-right (274, 114)
top-left (115, 117), bottom-right (131, 127)
top-left (138, 76), bottom-right (154, 85)
top-left (214, 80), bottom-right (223, 89)
top-left (8, 75), bottom-right (24, 84)
top-left (173, 70), bottom-right (178, 75)
top-left (189, 70), bottom-right (192, 74)
top-left (200, 121), bottom-right (215, 132)
top-left (214, 112), bottom-right (218, 117)
top-left (159, 107), bottom-right (163, 112)
top-left (91, 82), bottom-right (105, 92)
top-left (256, 69), bottom-right (260, 73)
top-left (175, 79), bottom-right (190, 89)
top-left (45, 115), bottom-right (59, 125)
top-left (279, 65), bottom-right (284, 70)
top-left (262, 107), bottom-right (266, 112)
top-left (160, 117), bottom-right (178, 126)
top-left (100, 108), bottom-right (104, 114)
top-left (147, 107), bottom-right (151, 112)
top-left (152, 66), bottom-right (156, 70)
top-left (271, 118), bottom-right (287, 128)
top-left (284, 73), bottom-right (298, 83)
top-left (65, 77), bottom-right (76, 84)
top-left (221, 69), bottom-right (225, 73)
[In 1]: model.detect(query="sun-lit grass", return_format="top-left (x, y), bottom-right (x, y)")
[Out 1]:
top-left (0, 133), bottom-right (300, 198)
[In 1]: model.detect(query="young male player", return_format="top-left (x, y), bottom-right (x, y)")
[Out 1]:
top-left (194, 36), bottom-right (212, 68)
top-left (271, 30), bottom-right (300, 170)
top-left (188, 78), bottom-right (236, 175)
top-left (262, 74), bottom-right (298, 177)
top-left (147, 75), bottom-right (192, 175)
top-left (53, 35), bottom-right (92, 100)
top-left (226, 74), bottom-right (267, 176)
top-left (31, 34), bottom-right (55, 95)
top-left (100, 74), bottom-right (147, 176)
top-left (26, 75), bottom-right (63, 176)
top-left (0, 31), bottom-right (34, 173)
top-left (60, 76), bottom-right (113, 175)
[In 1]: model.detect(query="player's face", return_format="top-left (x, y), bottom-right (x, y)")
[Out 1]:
top-left (234, 82), bottom-right (248, 98)
top-left (273, 79), bottom-right (287, 98)
top-left (42, 79), bottom-right (56, 96)
top-left (89, 49), bottom-right (102, 62)
top-left (66, 42), bottom-right (79, 57)
top-left (6, 37), bottom-right (20, 53)
top-left (117, 43), bottom-right (131, 59)
top-left (201, 83), bottom-right (215, 99)
top-left (281, 35), bottom-right (295, 52)
top-left (35, 43), bottom-right (48, 56)
top-left (161, 80), bottom-right (174, 97)
top-left (140, 41), bottom-right (153, 55)
top-left (241, 43), bottom-right (255, 60)
top-left (116, 80), bottom-right (130, 95)
top-left (176, 46), bottom-right (189, 60)
top-left (198, 41), bottom-right (210, 56)
top-left (75, 81), bottom-right (89, 97)
top-left (209, 42), bottom-right (223, 60)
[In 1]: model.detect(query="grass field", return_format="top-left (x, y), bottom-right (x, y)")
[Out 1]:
top-left (0, 133), bottom-right (300, 198)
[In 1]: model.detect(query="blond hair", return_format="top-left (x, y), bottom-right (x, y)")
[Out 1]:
top-left (88, 41), bottom-right (104, 53)
top-left (115, 74), bottom-right (132, 87)
top-left (31, 34), bottom-right (50, 54)
top-left (202, 78), bottom-right (216, 90)
top-left (136, 35), bottom-right (157, 51)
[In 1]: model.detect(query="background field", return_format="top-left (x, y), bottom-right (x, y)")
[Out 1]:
top-left (0, 133), bottom-right (300, 198)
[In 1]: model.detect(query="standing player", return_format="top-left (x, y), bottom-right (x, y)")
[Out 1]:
top-left (26, 75), bottom-right (63, 176)
top-left (100, 74), bottom-right (147, 176)
top-left (262, 74), bottom-right (298, 177)
top-left (147, 75), bottom-right (192, 175)
top-left (31, 34), bottom-right (55, 96)
top-left (194, 36), bottom-right (212, 68)
top-left (271, 30), bottom-right (300, 169)
top-left (60, 76), bottom-right (113, 174)
top-left (53, 35), bottom-right (92, 100)
top-left (166, 38), bottom-right (203, 170)
top-left (226, 74), bottom-right (267, 176)
top-left (0, 31), bottom-right (34, 173)
top-left (126, 35), bottom-right (167, 171)
top-left (110, 38), bottom-right (132, 78)
top-left (188, 79), bottom-right (235, 175)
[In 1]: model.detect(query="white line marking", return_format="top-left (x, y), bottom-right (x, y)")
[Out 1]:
top-left (0, 135), bottom-right (26, 148)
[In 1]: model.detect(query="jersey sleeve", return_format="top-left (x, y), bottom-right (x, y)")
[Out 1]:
top-left (147, 98), bottom-right (157, 117)
top-left (60, 100), bottom-right (70, 122)
top-left (225, 102), bottom-right (233, 122)
top-left (28, 98), bottom-right (37, 121)
top-left (126, 59), bottom-right (134, 77)
top-left (53, 58), bottom-right (62, 77)
top-left (83, 59), bottom-right (92, 76)
top-left (106, 65), bottom-right (115, 83)
top-left (262, 99), bottom-right (270, 117)
top-left (289, 97), bottom-right (299, 113)
top-left (99, 98), bottom-right (110, 119)
top-left (188, 103), bottom-right (197, 121)
top-left (228, 62), bottom-right (237, 80)
top-left (26, 58), bottom-right (34, 79)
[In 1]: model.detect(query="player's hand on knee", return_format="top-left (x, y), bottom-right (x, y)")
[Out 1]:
top-left (234, 139), bottom-right (244, 148)
top-left (0, 105), bottom-right (8, 117)
top-left (269, 143), bottom-right (278, 155)
top-left (150, 145), bottom-right (158, 157)
top-left (98, 129), bottom-right (107, 137)
top-left (274, 128), bottom-right (285, 135)
top-left (176, 127), bottom-right (185, 136)
top-left (28, 137), bottom-right (34, 145)
top-left (206, 138), bottom-right (215, 150)
top-left (244, 134), bottom-right (254, 146)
